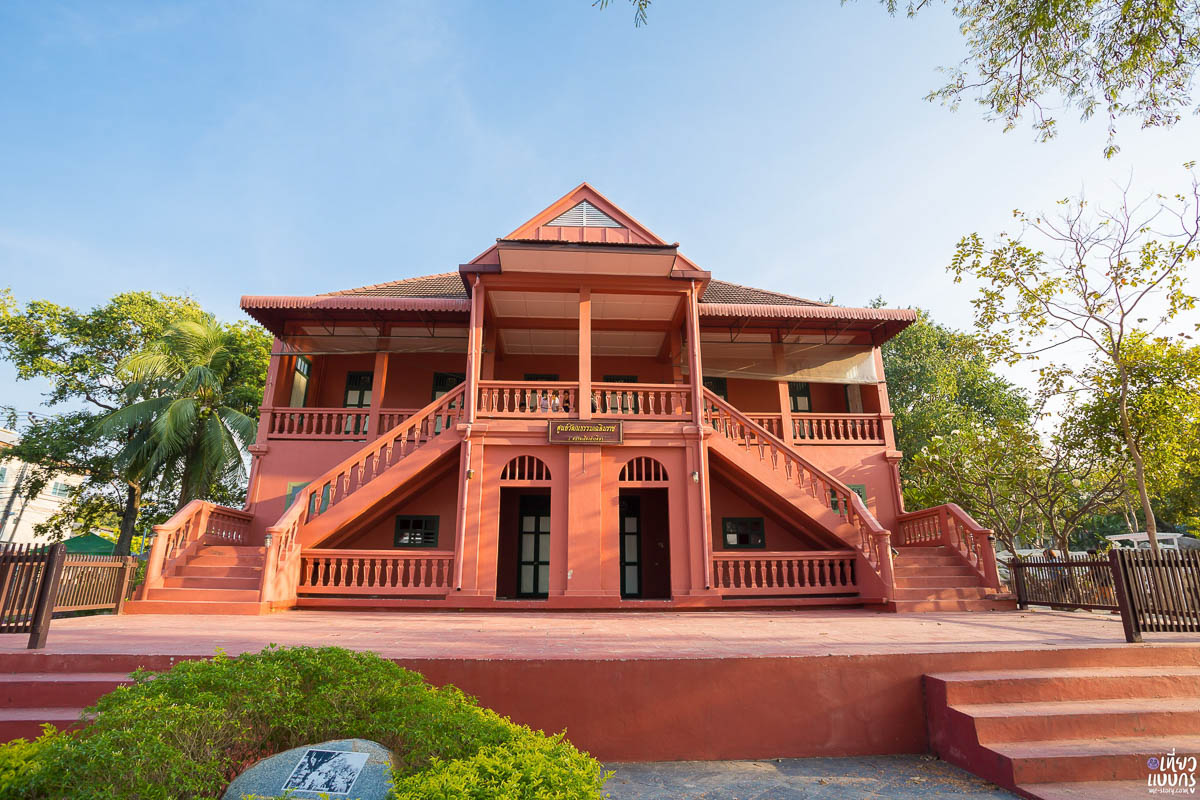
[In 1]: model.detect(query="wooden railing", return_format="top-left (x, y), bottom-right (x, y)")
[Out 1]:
top-left (1, 544), bottom-right (136, 648)
top-left (897, 503), bottom-right (1001, 591)
top-left (701, 390), bottom-right (894, 594)
top-left (262, 407), bottom-right (419, 441)
top-left (1011, 549), bottom-right (1200, 643)
top-left (793, 413), bottom-right (885, 444)
top-left (298, 550), bottom-right (454, 595)
top-left (592, 383), bottom-right (692, 419)
top-left (141, 500), bottom-right (254, 595)
top-left (477, 381), bottom-right (577, 417)
top-left (712, 550), bottom-right (858, 595)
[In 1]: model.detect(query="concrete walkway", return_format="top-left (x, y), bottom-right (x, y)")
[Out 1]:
top-left (604, 756), bottom-right (1018, 799)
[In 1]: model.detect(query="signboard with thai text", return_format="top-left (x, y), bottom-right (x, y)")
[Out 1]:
top-left (547, 420), bottom-right (623, 444)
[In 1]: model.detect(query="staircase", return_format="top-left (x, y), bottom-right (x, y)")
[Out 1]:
top-left (125, 542), bottom-right (267, 615)
top-left (893, 546), bottom-right (1013, 611)
top-left (926, 656), bottom-right (1200, 799)
top-left (128, 385), bottom-right (467, 615)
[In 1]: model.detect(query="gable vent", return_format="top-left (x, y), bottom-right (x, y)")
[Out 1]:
top-left (546, 200), bottom-right (623, 228)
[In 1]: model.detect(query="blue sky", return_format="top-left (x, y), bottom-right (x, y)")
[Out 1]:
top-left (2, 1), bottom-right (1198, 416)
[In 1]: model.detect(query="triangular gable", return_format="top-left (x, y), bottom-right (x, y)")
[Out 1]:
top-left (498, 182), bottom-right (668, 247)
top-left (546, 200), bottom-right (622, 228)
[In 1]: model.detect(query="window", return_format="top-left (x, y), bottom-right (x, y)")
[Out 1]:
top-left (50, 481), bottom-right (70, 498)
top-left (523, 373), bottom-right (559, 382)
top-left (0, 466), bottom-right (6, 485)
top-left (432, 372), bottom-right (465, 400)
top-left (831, 484), bottom-right (867, 513)
top-left (285, 481), bottom-right (309, 508)
top-left (394, 515), bottom-right (439, 548)
top-left (289, 357), bottom-right (311, 408)
top-left (703, 376), bottom-right (728, 400)
top-left (603, 375), bottom-right (638, 383)
top-left (722, 517), bottom-right (765, 549)
top-left (788, 382), bottom-right (811, 413)
top-left (343, 372), bottom-right (373, 408)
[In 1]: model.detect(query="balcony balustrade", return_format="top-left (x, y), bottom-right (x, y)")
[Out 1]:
top-left (262, 407), bottom-right (420, 441)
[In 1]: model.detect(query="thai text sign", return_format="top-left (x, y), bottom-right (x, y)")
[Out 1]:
top-left (547, 420), bottom-right (623, 444)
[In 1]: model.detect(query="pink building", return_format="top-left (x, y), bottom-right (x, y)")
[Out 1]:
top-left (130, 184), bottom-right (1003, 614)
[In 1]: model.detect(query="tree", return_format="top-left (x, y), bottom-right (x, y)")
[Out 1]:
top-left (879, 306), bottom-right (1030, 477)
top-left (103, 317), bottom-right (265, 509)
top-left (949, 170), bottom-right (1200, 551)
top-left (0, 291), bottom-right (208, 554)
top-left (880, 1), bottom-right (1200, 156)
top-left (594, 0), bottom-right (652, 27)
top-left (906, 416), bottom-right (1127, 553)
top-left (1072, 332), bottom-right (1200, 532)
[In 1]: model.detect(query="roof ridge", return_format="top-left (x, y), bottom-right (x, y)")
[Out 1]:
top-left (323, 271), bottom-right (461, 297)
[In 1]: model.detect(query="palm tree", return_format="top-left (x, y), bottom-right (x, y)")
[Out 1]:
top-left (103, 317), bottom-right (258, 508)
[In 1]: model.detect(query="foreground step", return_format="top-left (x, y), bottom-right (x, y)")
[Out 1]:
top-left (894, 598), bottom-right (1016, 612)
top-left (996, 735), bottom-right (1200, 784)
top-left (961, 697), bottom-right (1200, 744)
top-left (930, 666), bottom-right (1200, 704)
top-left (0, 673), bottom-right (132, 708)
top-left (0, 707), bottom-right (86, 741)
top-left (1022, 779), bottom-right (1173, 800)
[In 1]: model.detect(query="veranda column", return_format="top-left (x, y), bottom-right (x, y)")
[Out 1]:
top-left (874, 344), bottom-right (906, 519)
top-left (246, 339), bottom-right (285, 528)
top-left (368, 345), bottom-right (389, 439)
top-left (772, 331), bottom-right (794, 445)
top-left (578, 287), bottom-right (591, 419)
top-left (684, 283), bottom-right (714, 589)
top-left (464, 276), bottom-right (485, 422)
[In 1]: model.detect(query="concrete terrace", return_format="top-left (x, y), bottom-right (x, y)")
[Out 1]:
top-left (3, 607), bottom-right (1196, 660)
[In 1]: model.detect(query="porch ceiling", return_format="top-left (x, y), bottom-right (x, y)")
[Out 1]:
top-left (497, 328), bottom-right (667, 357)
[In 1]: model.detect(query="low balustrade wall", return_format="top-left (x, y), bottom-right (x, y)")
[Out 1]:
top-left (712, 550), bottom-right (859, 595)
top-left (298, 549), bottom-right (454, 596)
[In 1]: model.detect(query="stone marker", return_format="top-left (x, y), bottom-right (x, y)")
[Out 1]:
top-left (222, 738), bottom-right (393, 800)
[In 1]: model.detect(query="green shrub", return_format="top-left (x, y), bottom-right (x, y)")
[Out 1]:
top-left (0, 646), bottom-right (608, 800)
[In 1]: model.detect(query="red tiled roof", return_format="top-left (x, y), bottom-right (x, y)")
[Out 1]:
top-left (324, 273), bottom-right (823, 307)
top-left (698, 303), bottom-right (917, 323)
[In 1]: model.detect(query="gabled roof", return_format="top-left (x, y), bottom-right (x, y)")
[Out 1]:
top-left (324, 272), bottom-right (823, 307)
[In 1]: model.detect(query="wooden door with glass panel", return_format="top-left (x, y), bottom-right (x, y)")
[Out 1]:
top-left (517, 494), bottom-right (551, 598)
top-left (619, 495), bottom-right (642, 598)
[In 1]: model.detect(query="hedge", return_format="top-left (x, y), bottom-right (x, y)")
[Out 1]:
top-left (0, 646), bottom-right (609, 800)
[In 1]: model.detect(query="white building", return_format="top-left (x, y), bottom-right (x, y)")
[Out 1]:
top-left (0, 428), bottom-right (86, 545)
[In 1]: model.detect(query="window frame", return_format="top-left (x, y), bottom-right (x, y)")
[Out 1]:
top-left (49, 481), bottom-right (71, 498)
top-left (788, 381), bottom-right (811, 413)
top-left (721, 517), bottom-right (766, 550)
top-left (393, 515), bottom-right (440, 549)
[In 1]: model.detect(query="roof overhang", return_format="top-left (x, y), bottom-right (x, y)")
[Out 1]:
top-left (240, 295), bottom-right (470, 336)
top-left (698, 303), bottom-right (917, 343)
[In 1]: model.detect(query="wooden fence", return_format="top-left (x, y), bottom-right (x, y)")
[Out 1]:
top-left (0, 543), bottom-right (137, 649)
top-left (1011, 549), bottom-right (1200, 643)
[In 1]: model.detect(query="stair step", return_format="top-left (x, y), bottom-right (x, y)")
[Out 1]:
top-left (0, 707), bottom-right (87, 741)
top-left (0, 673), bottom-right (132, 708)
top-left (124, 599), bottom-right (267, 615)
top-left (894, 547), bottom-right (955, 557)
top-left (186, 554), bottom-right (265, 568)
top-left (993, 734), bottom-right (1200, 784)
top-left (145, 587), bottom-right (261, 602)
top-left (895, 576), bottom-right (982, 589)
top-left (929, 667), bottom-right (1200, 704)
top-left (193, 546), bottom-right (265, 557)
top-left (893, 598), bottom-right (1015, 612)
top-left (1019, 780), bottom-right (1153, 800)
top-left (161, 576), bottom-right (261, 590)
top-left (893, 587), bottom-right (989, 601)
top-left (174, 564), bottom-right (262, 579)
top-left (894, 565), bottom-right (977, 577)
top-left (957, 697), bottom-right (1200, 744)
top-left (893, 556), bottom-right (964, 566)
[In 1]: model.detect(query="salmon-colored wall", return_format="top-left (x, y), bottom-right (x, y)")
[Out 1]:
top-left (273, 352), bottom-right (470, 410)
top-left (382, 353), bottom-right (470, 408)
top-left (717, 379), bottom-right (858, 414)
top-left (336, 467), bottom-right (461, 549)
top-left (708, 475), bottom-right (826, 551)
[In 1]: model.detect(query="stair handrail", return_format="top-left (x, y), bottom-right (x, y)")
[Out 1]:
top-left (897, 503), bottom-right (1002, 591)
top-left (701, 389), bottom-right (895, 592)
top-left (140, 499), bottom-right (253, 597)
top-left (256, 383), bottom-right (467, 607)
